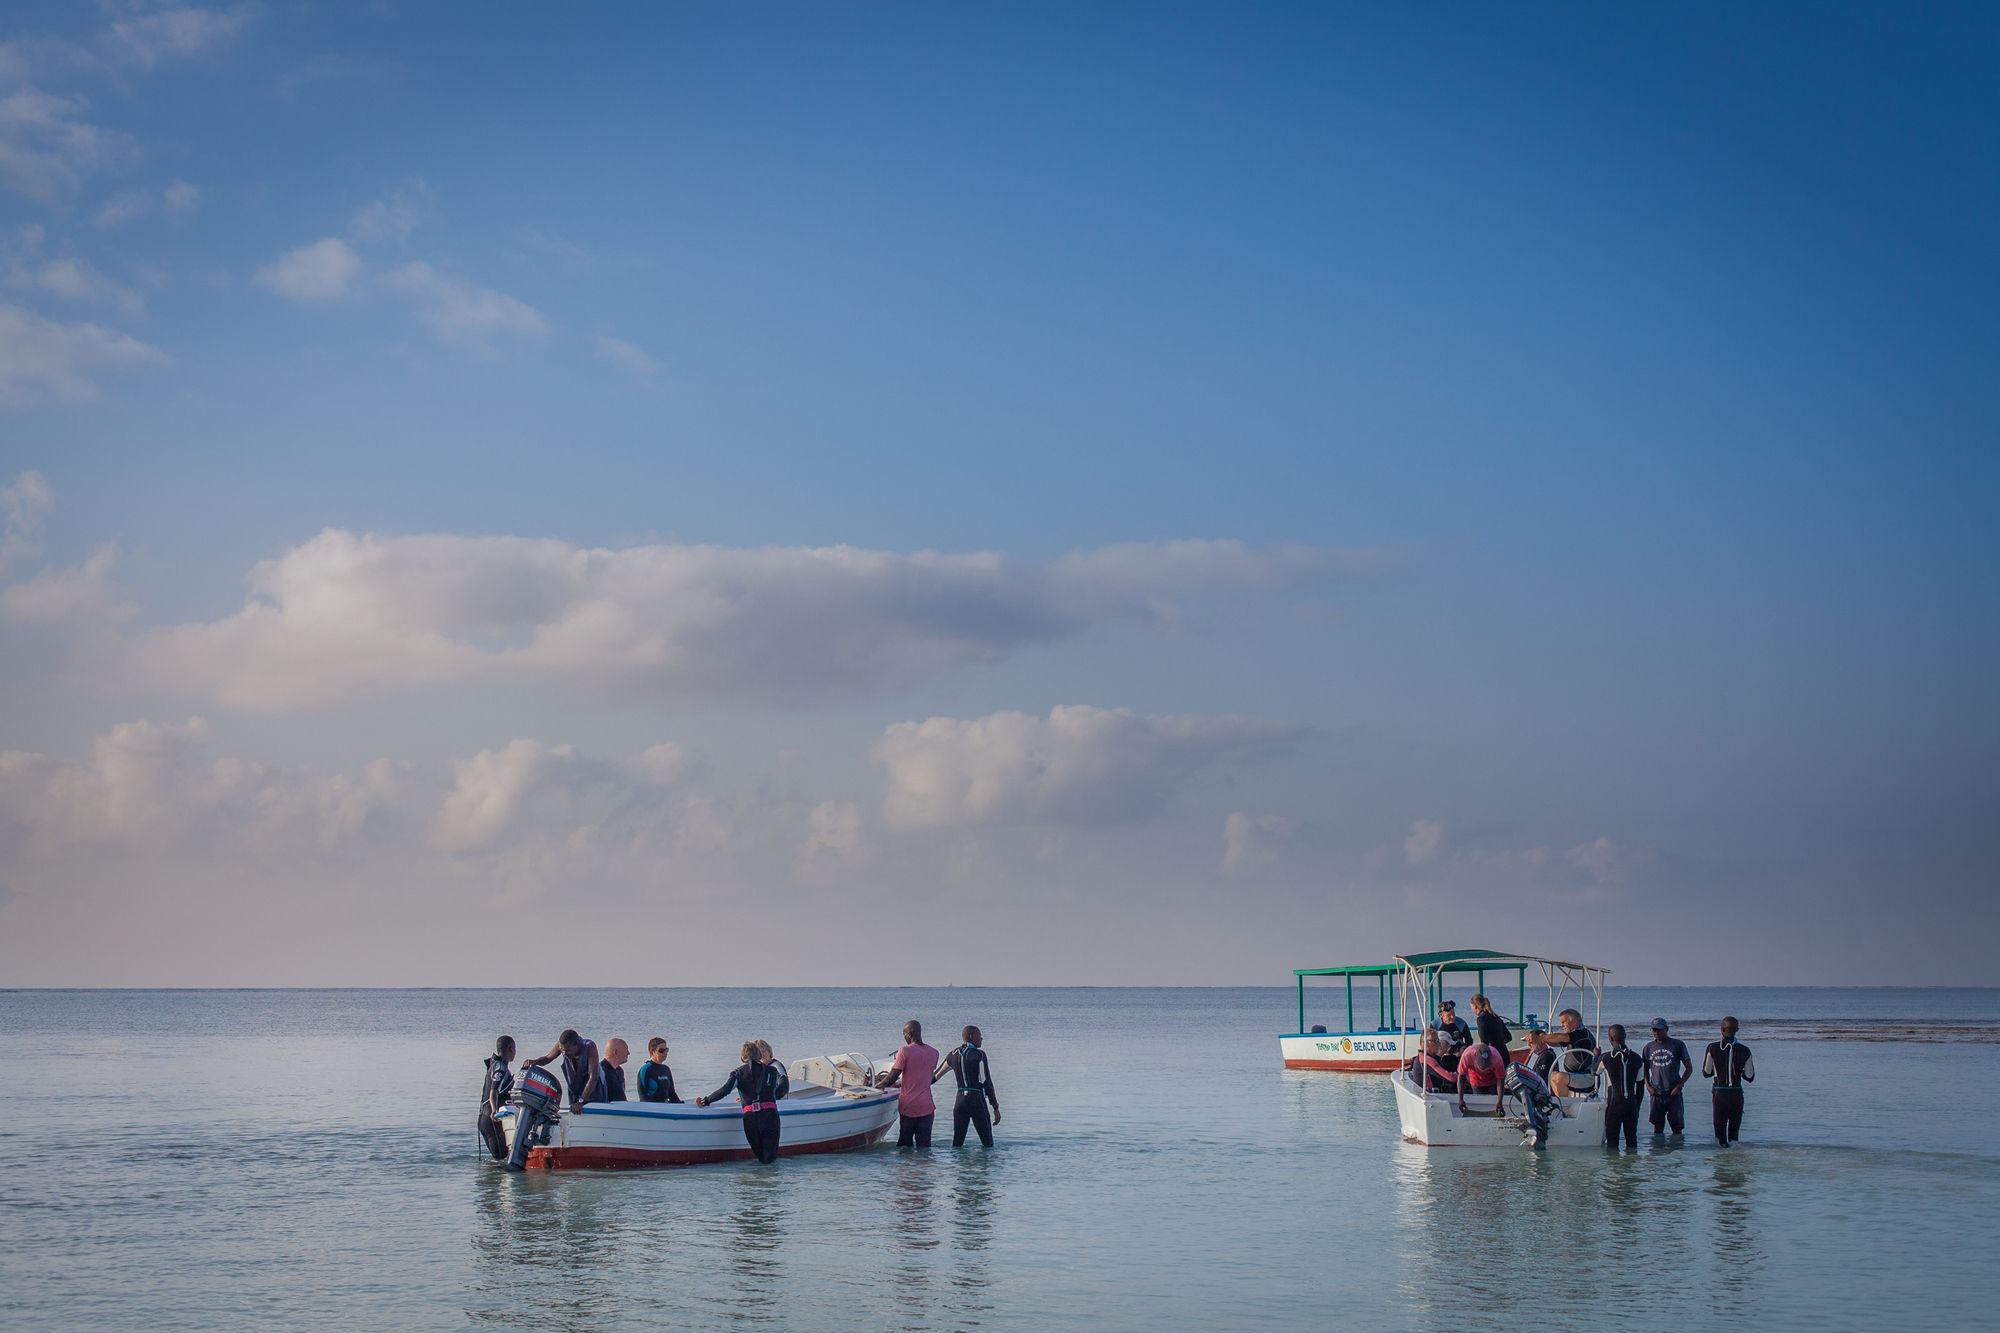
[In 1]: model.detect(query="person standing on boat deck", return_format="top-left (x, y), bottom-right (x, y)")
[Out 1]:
top-left (1469, 994), bottom-right (1514, 1060)
top-left (942, 1026), bottom-right (1002, 1147)
top-left (1703, 1017), bottom-right (1755, 1145)
top-left (697, 1041), bottom-right (783, 1164)
top-left (1456, 1031), bottom-right (1508, 1115)
top-left (1598, 1024), bottom-right (1646, 1148)
top-left (523, 1030), bottom-right (601, 1113)
top-left (598, 1039), bottom-right (629, 1102)
top-left (1435, 1001), bottom-right (1472, 1055)
top-left (877, 1021), bottom-right (942, 1147)
top-left (755, 1041), bottom-right (788, 1099)
top-left (1406, 1030), bottom-right (1459, 1093)
top-left (638, 1038), bottom-right (682, 1103)
top-left (1642, 1018), bottom-right (1694, 1136)
top-left (477, 1036), bottom-right (516, 1161)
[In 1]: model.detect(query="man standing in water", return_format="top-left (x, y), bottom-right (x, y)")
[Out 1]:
top-left (477, 1035), bottom-right (516, 1161)
top-left (523, 1030), bottom-right (602, 1113)
top-left (942, 1026), bottom-right (1002, 1147)
top-left (1642, 1018), bottom-right (1694, 1136)
top-left (597, 1038), bottom-right (629, 1102)
top-left (1703, 1016), bottom-right (1756, 1145)
top-left (878, 1020), bottom-right (940, 1147)
top-left (1597, 1024), bottom-right (1646, 1149)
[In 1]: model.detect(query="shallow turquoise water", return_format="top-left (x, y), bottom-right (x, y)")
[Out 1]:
top-left (2, 987), bottom-right (1995, 1329)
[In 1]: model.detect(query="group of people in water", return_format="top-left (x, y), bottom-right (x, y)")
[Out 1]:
top-left (475, 1019), bottom-right (1000, 1170)
top-left (1402, 993), bottom-right (1755, 1149)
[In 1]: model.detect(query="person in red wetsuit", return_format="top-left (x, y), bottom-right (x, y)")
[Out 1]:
top-left (1456, 1031), bottom-right (1508, 1115)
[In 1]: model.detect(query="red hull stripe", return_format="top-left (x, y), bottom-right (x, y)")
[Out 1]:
top-left (525, 1126), bottom-right (888, 1170)
top-left (1282, 1059), bottom-right (1402, 1072)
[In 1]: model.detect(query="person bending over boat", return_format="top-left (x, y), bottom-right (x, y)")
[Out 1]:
top-left (1469, 994), bottom-right (1513, 1059)
top-left (1435, 1001), bottom-right (1472, 1056)
top-left (638, 1038), bottom-right (682, 1103)
top-left (878, 1021), bottom-right (942, 1148)
top-left (697, 1041), bottom-right (784, 1164)
top-left (1703, 1017), bottom-right (1755, 1146)
top-left (524, 1030), bottom-right (602, 1113)
top-left (1597, 1025), bottom-right (1646, 1149)
top-left (1406, 1030), bottom-right (1459, 1094)
top-left (755, 1041), bottom-right (789, 1099)
top-left (1642, 1019), bottom-right (1694, 1137)
top-left (1501, 1059), bottom-right (1561, 1148)
top-left (598, 1038), bottom-right (629, 1102)
top-left (1456, 1032), bottom-right (1508, 1115)
top-left (477, 1036), bottom-right (516, 1161)
top-left (942, 1026), bottom-right (1002, 1147)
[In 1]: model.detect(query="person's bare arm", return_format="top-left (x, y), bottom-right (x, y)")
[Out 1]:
top-left (523, 1042), bottom-right (564, 1069)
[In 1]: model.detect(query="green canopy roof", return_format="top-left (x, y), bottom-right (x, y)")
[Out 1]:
top-left (1395, 948), bottom-right (1607, 974)
top-left (1293, 964), bottom-right (1399, 977)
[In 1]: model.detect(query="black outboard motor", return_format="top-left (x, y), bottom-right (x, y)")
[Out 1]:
top-left (506, 1065), bottom-right (564, 1170)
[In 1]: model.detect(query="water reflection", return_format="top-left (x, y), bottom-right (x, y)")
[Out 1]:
top-left (1704, 1151), bottom-right (1763, 1313)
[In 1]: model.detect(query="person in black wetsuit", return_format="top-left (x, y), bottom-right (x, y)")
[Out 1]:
top-left (1469, 993), bottom-right (1513, 1060)
top-left (756, 1041), bottom-right (789, 1099)
top-left (1526, 1029), bottom-right (1558, 1082)
top-left (1703, 1016), bottom-right (1755, 1145)
top-left (1434, 1001), bottom-right (1472, 1056)
top-left (697, 1041), bottom-right (783, 1164)
top-left (598, 1038), bottom-right (629, 1102)
top-left (1597, 1024), bottom-right (1646, 1149)
top-left (523, 1030), bottom-right (601, 1113)
top-left (942, 1026), bottom-right (1002, 1147)
top-left (477, 1035), bottom-right (516, 1160)
top-left (638, 1037), bottom-right (682, 1103)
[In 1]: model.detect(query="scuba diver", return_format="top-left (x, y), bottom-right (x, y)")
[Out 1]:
top-left (638, 1037), bottom-right (682, 1102)
top-left (942, 1025), bottom-right (1002, 1147)
top-left (477, 1035), bottom-right (516, 1161)
top-left (697, 1041), bottom-right (785, 1164)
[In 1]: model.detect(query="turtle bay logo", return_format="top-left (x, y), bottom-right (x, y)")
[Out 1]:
top-left (1341, 1038), bottom-right (1354, 1054)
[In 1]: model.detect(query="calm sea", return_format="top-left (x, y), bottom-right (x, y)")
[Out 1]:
top-left (2, 987), bottom-right (1995, 1329)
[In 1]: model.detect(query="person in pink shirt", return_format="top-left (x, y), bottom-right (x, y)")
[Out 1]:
top-left (877, 1020), bottom-right (942, 1147)
top-left (1456, 1032), bottom-right (1508, 1116)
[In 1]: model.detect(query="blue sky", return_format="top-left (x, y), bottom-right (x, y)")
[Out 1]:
top-left (1, 3), bottom-right (1994, 985)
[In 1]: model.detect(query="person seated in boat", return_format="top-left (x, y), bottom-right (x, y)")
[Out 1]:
top-left (638, 1037), bottom-right (682, 1103)
top-left (1434, 1001), bottom-right (1472, 1055)
top-left (477, 1035), bottom-right (516, 1161)
top-left (1552, 1045), bottom-right (1598, 1097)
top-left (696, 1040), bottom-right (784, 1164)
top-left (597, 1038), bottom-right (629, 1102)
top-left (1502, 1059), bottom-right (1562, 1148)
top-left (756, 1040), bottom-right (789, 1099)
top-left (523, 1030), bottom-right (602, 1112)
top-left (1525, 1029), bottom-right (1559, 1082)
top-left (1469, 993), bottom-right (1513, 1058)
top-left (1546, 1007), bottom-right (1597, 1055)
top-left (1405, 1030), bottom-right (1458, 1093)
top-left (1455, 1031), bottom-right (1508, 1114)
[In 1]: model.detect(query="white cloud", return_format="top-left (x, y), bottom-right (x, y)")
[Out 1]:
top-left (1405, 818), bottom-right (1443, 865)
top-left (351, 182), bottom-right (426, 242)
top-left (93, 190), bottom-right (152, 229)
top-left (254, 238), bottom-right (361, 302)
top-left (798, 800), bottom-right (868, 874)
top-left (163, 179), bottom-right (199, 220)
top-left (596, 335), bottom-right (656, 379)
top-left (874, 705), bottom-right (1297, 831)
top-left (0, 303), bottom-right (165, 406)
top-left (120, 530), bottom-right (1363, 711)
top-left (1, 543), bottom-right (126, 622)
top-left (10, 256), bottom-right (143, 314)
top-left (1222, 811), bottom-right (1293, 874)
top-left (1, 469), bottom-right (54, 568)
top-left (0, 86), bottom-right (132, 203)
top-left (381, 261), bottom-right (544, 346)
top-left (104, 7), bottom-right (250, 68)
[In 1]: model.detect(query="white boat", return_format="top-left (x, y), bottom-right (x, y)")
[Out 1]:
top-left (1386, 950), bottom-right (1612, 1148)
top-left (500, 1052), bottom-right (898, 1169)
top-left (1282, 953), bottom-right (1554, 1071)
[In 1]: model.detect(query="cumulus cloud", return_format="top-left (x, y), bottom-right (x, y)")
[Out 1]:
top-left (1, 469), bottom-right (53, 568)
top-left (351, 183), bottom-right (427, 242)
top-left (798, 800), bottom-right (868, 874)
top-left (120, 531), bottom-right (1369, 711)
top-left (1, 543), bottom-right (126, 622)
top-left (874, 705), bottom-right (1297, 830)
top-left (95, 181), bottom-right (199, 228)
top-left (1405, 818), bottom-right (1443, 865)
top-left (1222, 811), bottom-right (1294, 874)
top-left (254, 238), bottom-right (361, 302)
top-left (104, 6), bottom-right (250, 68)
top-left (596, 335), bottom-right (656, 379)
top-left (162, 179), bottom-right (199, 220)
top-left (9, 255), bottom-right (143, 314)
top-left (0, 86), bottom-right (132, 202)
top-left (0, 303), bottom-right (165, 406)
top-left (382, 261), bottom-right (544, 346)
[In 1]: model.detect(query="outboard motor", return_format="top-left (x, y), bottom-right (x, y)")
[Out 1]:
top-left (506, 1066), bottom-right (565, 1170)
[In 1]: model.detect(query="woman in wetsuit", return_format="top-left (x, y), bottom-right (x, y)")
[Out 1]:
top-left (697, 1041), bottom-right (784, 1164)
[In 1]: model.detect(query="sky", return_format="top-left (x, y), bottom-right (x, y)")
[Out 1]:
top-left (1, 3), bottom-right (1995, 987)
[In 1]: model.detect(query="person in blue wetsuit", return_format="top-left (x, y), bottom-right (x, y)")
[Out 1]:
top-left (523, 1030), bottom-right (602, 1113)
top-left (638, 1037), bottom-right (682, 1103)
top-left (1703, 1016), bottom-right (1755, 1145)
top-left (477, 1035), bottom-right (516, 1161)
top-left (597, 1038), bottom-right (629, 1102)
top-left (1642, 1018), bottom-right (1694, 1136)
top-left (697, 1041), bottom-right (784, 1164)
top-left (942, 1026), bottom-right (1002, 1147)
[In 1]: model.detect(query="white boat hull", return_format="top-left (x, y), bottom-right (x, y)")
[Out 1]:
top-left (1280, 1031), bottom-right (1418, 1071)
top-left (1390, 1070), bottom-right (1605, 1147)
top-left (501, 1061), bottom-right (899, 1169)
